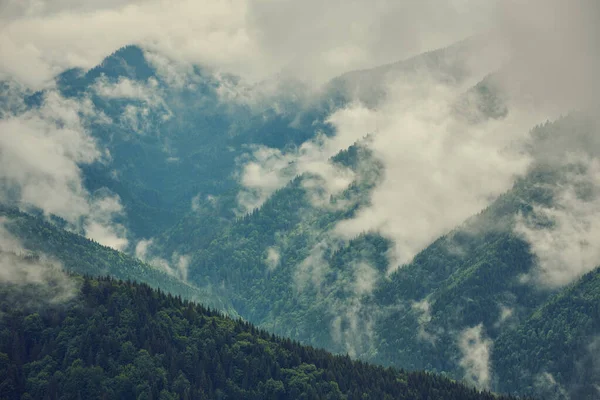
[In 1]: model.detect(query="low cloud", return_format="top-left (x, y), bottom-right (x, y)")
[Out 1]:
top-left (93, 76), bottom-right (159, 101)
top-left (135, 238), bottom-right (190, 281)
top-left (294, 240), bottom-right (333, 293)
top-left (516, 154), bottom-right (600, 287)
top-left (533, 372), bottom-right (569, 400)
top-left (328, 262), bottom-right (383, 357)
top-left (458, 324), bottom-right (492, 390)
top-left (494, 305), bottom-right (514, 328)
top-left (0, 90), bottom-right (129, 250)
top-left (0, 252), bottom-right (78, 304)
top-left (265, 247), bottom-right (280, 271)
top-left (332, 81), bottom-right (532, 270)
top-left (0, 220), bottom-right (78, 303)
top-left (0, 217), bottom-right (24, 253)
top-left (85, 192), bottom-right (129, 251)
top-left (493, 0), bottom-right (600, 116)
top-left (0, 0), bottom-right (493, 89)
top-left (236, 107), bottom-right (371, 213)
top-left (294, 236), bottom-right (385, 357)
top-left (412, 299), bottom-right (436, 344)
top-left (93, 75), bottom-right (172, 134)
top-left (329, 297), bottom-right (378, 358)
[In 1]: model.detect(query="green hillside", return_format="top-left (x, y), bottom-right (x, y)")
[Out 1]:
top-left (0, 273), bottom-right (528, 400)
top-left (0, 206), bottom-right (231, 313)
top-left (494, 266), bottom-right (600, 399)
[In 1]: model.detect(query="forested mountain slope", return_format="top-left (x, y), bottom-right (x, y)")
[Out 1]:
top-left (5, 36), bottom-right (600, 400)
top-left (174, 113), bottom-right (600, 398)
top-left (12, 44), bottom-right (332, 243)
top-left (0, 206), bottom-right (230, 312)
top-left (0, 274), bottom-right (527, 400)
top-left (494, 266), bottom-right (600, 399)
top-left (21, 37), bottom-right (496, 246)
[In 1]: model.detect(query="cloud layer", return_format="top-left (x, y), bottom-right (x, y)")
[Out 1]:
top-left (516, 154), bottom-right (600, 287)
top-left (0, 219), bottom-right (78, 303)
top-left (332, 83), bottom-right (532, 268)
top-left (0, 90), bottom-right (129, 250)
top-left (0, 0), bottom-right (494, 89)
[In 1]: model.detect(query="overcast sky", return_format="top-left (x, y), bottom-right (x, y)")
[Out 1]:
top-left (0, 0), bottom-right (495, 88)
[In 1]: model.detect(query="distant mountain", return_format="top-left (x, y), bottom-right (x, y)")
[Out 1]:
top-left (5, 36), bottom-right (600, 399)
top-left (324, 35), bottom-right (501, 107)
top-left (0, 273), bottom-right (527, 400)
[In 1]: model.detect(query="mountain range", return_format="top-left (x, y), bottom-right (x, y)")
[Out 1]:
top-left (1, 36), bottom-right (599, 399)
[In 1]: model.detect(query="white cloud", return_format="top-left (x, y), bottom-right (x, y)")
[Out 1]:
top-left (493, 0), bottom-right (600, 116)
top-left (0, 217), bottom-right (25, 253)
top-left (135, 237), bottom-right (190, 281)
top-left (294, 240), bottom-right (332, 293)
top-left (352, 262), bottom-right (378, 296)
top-left (329, 297), bottom-right (378, 358)
top-left (332, 82), bottom-right (532, 270)
top-left (494, 305), bottom-right (514, 328)
top-left (190, 193), bottom-right (202, 212)
top-left (0, 0), bottom-right (495, 90)
top-left (265, 246), bottom-right (280, 271)
top-left (412, 299), bottom-right (436, 344)
top-left (93, 76), bottom-right (172, 134)
top-left (458, 324), bottom-right (492, 389)
top-left (93, 76), bottom-right (158, 101)
top-left (533, 372), bottom-right (569, 400)
top-left (236, 104), bottom-right (373, 213)
top-left (0, 90), bottom-right (129, 250)
top-left (0, 220), bottom-right (78, 303)
top-left (85, 193), bottom-right (129, 251)
top-left (516, 154), bottom-right (600, 287)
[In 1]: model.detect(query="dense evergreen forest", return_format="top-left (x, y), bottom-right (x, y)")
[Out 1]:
top-left (494, 265), bottom-right (600, 398)
top-left (0, 273), bottom-right (528, 400)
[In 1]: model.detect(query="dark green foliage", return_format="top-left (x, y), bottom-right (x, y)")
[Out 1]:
top-left (183, 143), bottom-right (379, 350)
top-left (494, 267), bottom-right (600, 399)
top-left (0, 275), bottom-right (526, 400)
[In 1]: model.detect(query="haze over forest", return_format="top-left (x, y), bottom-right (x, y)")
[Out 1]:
top-left (1, 1), bottom-right (600, 399)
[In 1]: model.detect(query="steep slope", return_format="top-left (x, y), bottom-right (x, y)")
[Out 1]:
top-left (0, 206), bottom-right (230, 312)
top-left (16, 37), bottom-right (498, 246)
top-left (10, 45), bottom-right (332, 243)
top-left (181, 142), bottom-right (381, 346)
top-left (9, 39), bottom-right (599, 398)
top-left (0, 273), bottom-right (526, 400)
top-left (175, 111), bottom-right (600, 398)
top-left (494, 266), bottom-right (600, 399)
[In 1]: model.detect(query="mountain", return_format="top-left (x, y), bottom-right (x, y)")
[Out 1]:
top-left (167, 108), bottom-right (600, 398)
top-left (324, 35), bottom-right (502, 108)
top-left (0, 206), bottom-right (231, 313)
top-left (60, 45), bottom-right (333, 242)
top-left (4, 36), bottom-right (600, 399)
top-left (494, 267), bottom-right (600, 399)
top-left (0, 274), bottom-right (526, 400)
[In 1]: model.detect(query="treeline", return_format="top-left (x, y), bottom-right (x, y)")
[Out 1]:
top-left (0, 275), bottom-right (527, 400)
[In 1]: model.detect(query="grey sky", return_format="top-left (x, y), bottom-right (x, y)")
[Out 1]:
top-left (0, 0), bottom-right (494, 88)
